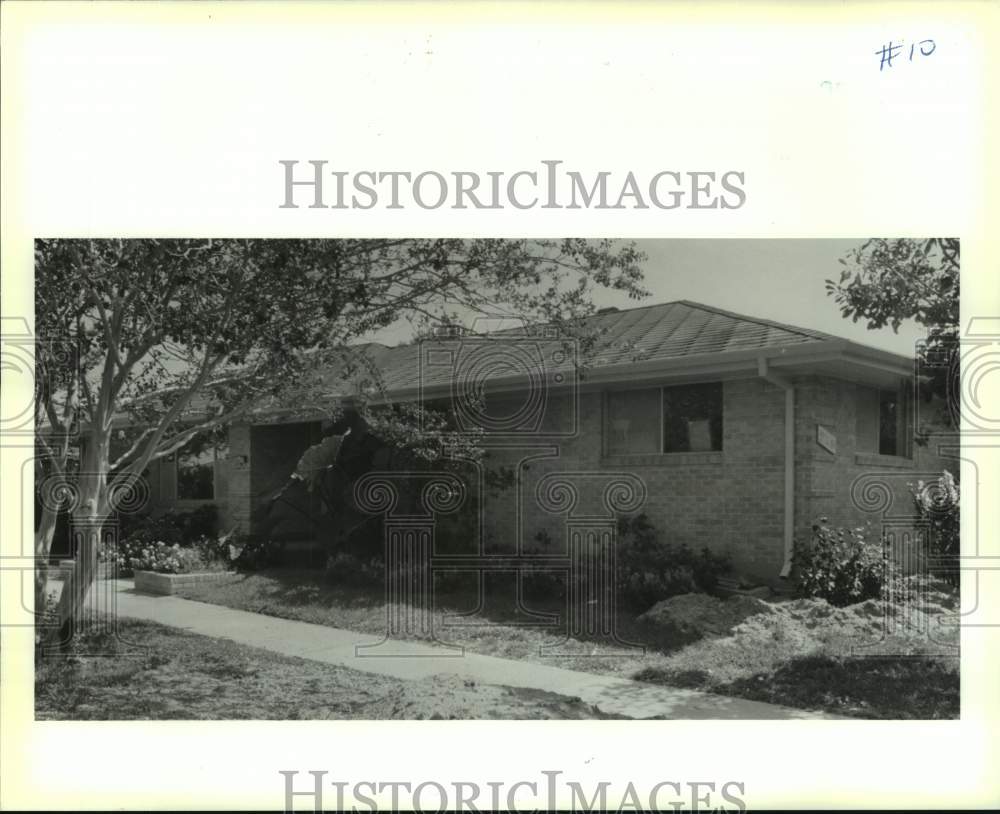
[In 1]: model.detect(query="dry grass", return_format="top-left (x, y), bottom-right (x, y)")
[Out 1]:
top-left (35, 618), bottom-right (620, 720)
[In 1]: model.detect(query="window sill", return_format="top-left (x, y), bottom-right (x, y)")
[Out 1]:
top-left (854, 452), bottom-right (915, 469)
top-left (600, 451), bottom-right (723, 467)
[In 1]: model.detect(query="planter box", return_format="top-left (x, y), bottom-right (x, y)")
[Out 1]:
top-left (133, 570), bottom-right (235, 596)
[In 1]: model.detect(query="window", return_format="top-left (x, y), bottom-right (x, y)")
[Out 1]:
top-left (173, 435), bottom-right (228, 501)
top-left (662, 382), bottom-right (723, 453)
top-left (605, 382), bottom-right (723, 455)
top-left (856, 384), bottom-right (911, 457)
top-left (605, 388), bottom-right (661, 455)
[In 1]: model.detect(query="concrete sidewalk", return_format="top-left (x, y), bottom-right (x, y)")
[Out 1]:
top-left (99, 579), bottom-right (832, 719)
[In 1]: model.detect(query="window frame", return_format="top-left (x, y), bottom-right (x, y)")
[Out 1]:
top-left (602, 380), bottom-right (724, 457)
top-left (856, 381), bottom-right (914, 460)
top-left (170, 437), bottom-right (228, 504)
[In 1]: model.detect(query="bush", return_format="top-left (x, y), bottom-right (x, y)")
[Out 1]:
top-left (615, 513), bottom-right (731, 612)
top-left (228, 536), bottom-right (286, 571)
top-left (911, 470), bottom-right (960, 584)
top-left (519, 532), bottom-right (567, 602)
top-left (793, 518), bottom-right (897, 607)
top-left (130, 542), bottom-right (207, 574)
top-left (102, 506), bottom-right (222, 576)
top-left (115, 505), bottom-right (219, 549)
top-left (325, 551), bottom-right (384, 587)
top-left (98, 536), bottom-right (139, 577)
top-left (177, 504), bottom-right (219, 540)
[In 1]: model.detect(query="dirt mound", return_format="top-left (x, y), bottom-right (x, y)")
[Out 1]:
top-left (637, 588), bottom-right (959, 656)
top-left (638, 593), bottom-right (775, 641)
top-left (369, 674), bottom-right (621, 720)
top-left (730, 593), bottom-right (957, 657)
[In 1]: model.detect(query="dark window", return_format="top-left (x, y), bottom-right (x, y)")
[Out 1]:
top-left (604, 382), bottom-right (724, 455)
top-left (857, 384), bottom-right (910, 457)
top-left (605, 388), bottom-right (661, 455)
top-left (662, 382), bottom-right (723, 453)
top-left (879, 389), bottom-right (899, 456)
top-left (176, 435), bottom-right (228, 500)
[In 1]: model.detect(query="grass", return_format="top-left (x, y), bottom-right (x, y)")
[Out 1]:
top-left (634, 633), bottom-right (959, 720)
top-left (174, 568), bottom-right (960, 719)
top-left (35, 617), bottom-right (618, 720)
top-left (176, 569), bottom-right (681, 675)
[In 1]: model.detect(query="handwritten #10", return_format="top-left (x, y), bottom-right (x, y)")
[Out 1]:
top-left (877, 39), bottom-right (936, 71)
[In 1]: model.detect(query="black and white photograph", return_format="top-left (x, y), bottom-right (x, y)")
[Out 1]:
top-left (33, 237), bottom-right (961, 722)
top-left (3, 2), bottom-right (998, 811)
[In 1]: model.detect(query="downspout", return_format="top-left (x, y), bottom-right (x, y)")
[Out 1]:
top-left (757, 357), bottom-right (795, 578)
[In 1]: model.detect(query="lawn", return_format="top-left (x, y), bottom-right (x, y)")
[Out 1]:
top-left (35, 618), bottom-right (621, 720)
top-left (176, 568), bottom-right (960, 720)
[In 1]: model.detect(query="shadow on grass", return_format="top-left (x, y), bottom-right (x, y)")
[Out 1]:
top-left (219, 567), bottom-right (694, 656)
top-left (635, 654), bottom-right (960, 719)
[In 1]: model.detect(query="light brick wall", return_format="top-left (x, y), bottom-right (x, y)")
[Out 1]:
top-left (159, 372), bottom-right (958, 582)
top-left (794, 376), bottom-right (958, 555)
top-left (479, 378), bottom-right (788, 580)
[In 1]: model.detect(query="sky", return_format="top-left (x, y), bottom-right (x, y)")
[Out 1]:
top-left (368, 239), bottom-right (927, 357)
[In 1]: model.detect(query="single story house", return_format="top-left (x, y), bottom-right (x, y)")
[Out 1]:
top-left (143, 300), bottom-right (956, 584)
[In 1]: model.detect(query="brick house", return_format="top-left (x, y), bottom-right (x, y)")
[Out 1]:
top-left (144, 300), bottom-right (956, 584)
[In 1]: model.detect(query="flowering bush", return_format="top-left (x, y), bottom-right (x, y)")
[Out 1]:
top-left (99, 535), bottom-right (149, 577)
top-left (102, 506), bottom-right (223, 577)
top-left (130, 542), bottom-right (207, 575)
top-left (911, 470), bottom-right (960, 583)
top-left (793, 518), bottom-right (898, 606)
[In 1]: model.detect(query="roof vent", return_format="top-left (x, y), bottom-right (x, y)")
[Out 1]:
top-left (596, 306), bottom-right (619, 314)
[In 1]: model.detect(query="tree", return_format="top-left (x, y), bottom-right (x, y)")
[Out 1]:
top-left (825, 238), bottom-right (960, 434)
top-left (35, 238), bottom-right (647, 641)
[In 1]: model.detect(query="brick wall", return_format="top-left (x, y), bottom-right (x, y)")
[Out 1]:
top-left (478, 378), bottom-right (788, 580)
top-left (794, 375), bottom-right (958, 566)
top-left (201, 372), bottom-right (958, 582)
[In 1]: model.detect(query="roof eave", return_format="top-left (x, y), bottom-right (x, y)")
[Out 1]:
top-left (367, 339), bottom-right (915, 404)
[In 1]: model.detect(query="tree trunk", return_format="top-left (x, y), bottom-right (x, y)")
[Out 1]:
top-left (33, 503), bottom-right (59, 637)
top-left (49, 435), bottom-right (110, 649)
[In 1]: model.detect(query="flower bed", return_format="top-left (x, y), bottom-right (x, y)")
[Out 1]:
top-left (133, 569), bottom-right (236, 596)
top-left (127, 539), bottom-right (233, 594)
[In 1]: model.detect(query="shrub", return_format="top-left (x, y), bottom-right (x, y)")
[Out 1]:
top-left (116, 505), bottom-right (219, 549)
top-left (130, 542), bottom-right (206, 575)
top-left (228, 535), bottom-right (286, 571)
top-left (520, 531), bottom-right (567, 602)
top-left (189, 530), bottom-right (238, 567)
top-left (103, 506), bottom-right (222, 576)
top-left (178, 504), bottom-right (219, 541)
top-left (99, 535), bottom-right (150, 577)
top-left (325, 551), bottom-right (384, 587)
top-left (119, 513), bottom-right (185, 548)
top-left (793, 518), bottom-right (897, 607)
top-left (911, 470), bottom-right (960, 584)
top-left (615, 513), bottom-right (731, 612)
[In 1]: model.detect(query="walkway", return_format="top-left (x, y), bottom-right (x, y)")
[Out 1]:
top-left (103, 579), bottom-right (831, 719)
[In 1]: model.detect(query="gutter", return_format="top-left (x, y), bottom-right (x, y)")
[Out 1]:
top-left (757, 356), bottom-right (796, 579)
